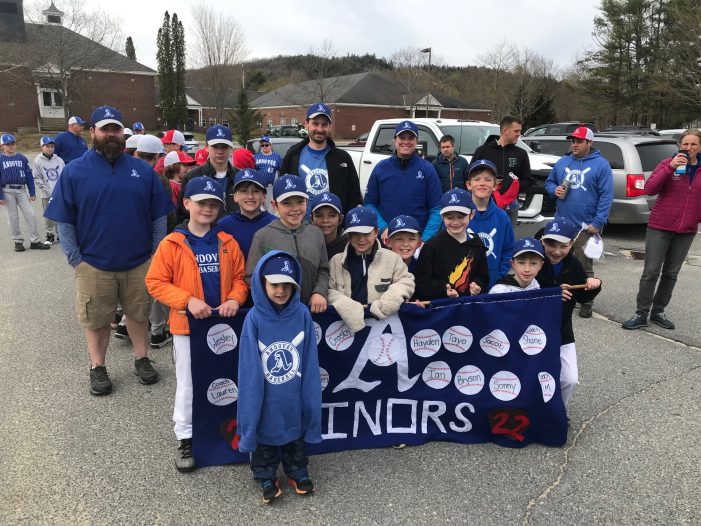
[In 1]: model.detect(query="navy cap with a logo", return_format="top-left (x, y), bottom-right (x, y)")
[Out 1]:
top-left (91, 106), bottom-right (123, 129)
top-left (1, 133), bottom-right (16, 145)
top-left (273, 174), bottom-right (308, 202)
top-left (205, 125), bottom-right (233, 147)
top-left (310, 192), bottom-right (342, 215)
top-left (306, 103), bottom-right (332, 122)
top-left (541, 217), bottom-right (579, 243)
top-left (440, 188), bottom-right (474, 216)
top-left (40, 136), bottom-right (55, 146)
top-left (234, 168), bottom-right (267, 191)
top-left (513, 237), bottom-right (545, 258)
top-left (468, 159), bottom-right (498, 179)
top-left (184, 176), bottom-right (225, 204)
top-left (394, 120), bottom-right (418, 138)
top-left (132, 121), bottom-right (145, 131)
top-left (68, 116), bottom-right (85, 126)
top-left (344, 206), bottom-right (378, 234)
top-left (388, 215), bottom-right (421, 237)
top-left (262, 253), bottom-right (300, 287)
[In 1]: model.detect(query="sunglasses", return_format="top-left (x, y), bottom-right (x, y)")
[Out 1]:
top-left (260, 143), bottom-right (271, 147)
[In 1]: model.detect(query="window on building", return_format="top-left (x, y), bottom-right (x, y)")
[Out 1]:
top-left (280, 118), bottom-right (286, 125)
top-left (222, 121), bottom-right (229, 128)
top-left (291, 117), bottom-right (298, 125)
top-left (42, 92), bottom-right (52, 107)
top-left (209, 118), bottom-right (216, 126)
top-left (267, 118), bottom-right (273, 129)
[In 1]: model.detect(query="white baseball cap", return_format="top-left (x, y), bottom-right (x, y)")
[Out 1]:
top-left (136, 134), bottom-right (164, 154)
top-left (125, 135), bottom-right (140, 149)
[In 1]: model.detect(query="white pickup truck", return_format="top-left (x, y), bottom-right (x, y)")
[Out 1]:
top-left (342, 118), bottom-right (560, 222)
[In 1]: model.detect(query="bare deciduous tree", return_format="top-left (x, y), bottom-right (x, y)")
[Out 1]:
top-left (390, 47), bottom-right (429, 114)
top-left (477, 40), bottom-right (515, 120)
top-left (189, 2), bottom-right (249, 122)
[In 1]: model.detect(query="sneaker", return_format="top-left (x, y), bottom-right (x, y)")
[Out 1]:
top-left (175, 439), bottom-right (196, 473)
top-left (650, 312), bottom-right (675, 330)
top-left (114, 324), bottom-right (129, 340)
top-left (287, 475), bottom-right (314, 495)
top-left (261, 479), bottom-right (282, 503)
top-left (14, 242), bottom-right (25, 252)
top-left (46, 233), bottom-right (55, 244)
top-left (89, 365), bottom-right (113, 396)
top-left (579, 303), bottom-right (593, 318)
top-left (392, 443), bottom-right (407, 450)
top-left (622, 313), bottom-right (648, 330)
top-left (150, 330), bottom-right (172, 349)
top-left (134, 356), bottom-right (159, 385)
top-left (29, 241), bottom-right (50, 250)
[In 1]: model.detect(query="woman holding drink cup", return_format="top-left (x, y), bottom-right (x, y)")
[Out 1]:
top-left (622, 129), bottom-right (701, 330)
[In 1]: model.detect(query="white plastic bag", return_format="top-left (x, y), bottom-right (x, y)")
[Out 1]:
top-left (584, 233), bottom-right (604, 260)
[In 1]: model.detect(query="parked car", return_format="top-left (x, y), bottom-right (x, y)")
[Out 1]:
top-left (657, 128), bottom-right (687, 141)
top-left (600, 125), bottom-right (660, 136)
top-left (267, 125), bottom-right (307, 138)
top-left (347, 132), bottom-right (369, 146)
top-left (522, 134), bottom-right (679, 224)
top-left (523, 122), bottom-right (598, 137)
top-left (246, 136), bottom-right (301, 158)
top-left (182, 132), bottom-right (199, 153)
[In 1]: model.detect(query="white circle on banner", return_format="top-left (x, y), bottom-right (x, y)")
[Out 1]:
top-left (520, 325), bottom-right (547, 355)
top-left (480, 329), bottom-right (510, 357)
top-left (442, 325), bottom-right (473, 353)
top-left (325, 320), bottom-right (354, 351)
top-left (454, 365), bottom-right (484, 395)
top-left (368, 333), bottom-right (401, 366)
top-left (207, 378), bottom-right (238, 406)
top-left (410, 329), bottom-right (441, 357)
top-left (489, 371), bottom-right (521, 401)
top-left (422, 361), bottom-right (452, 389)
top-left (206, 324), bottom-right (237, 354)
top-left (539, 372), bottom-right (556, 403)
top-left (313, 322), bottom-right (322, 345)
top-left (319, 367), bottom-right (329, 391)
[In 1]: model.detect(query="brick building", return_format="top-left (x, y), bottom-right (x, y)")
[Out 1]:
top-left (0, 1), bottom-right (157, 132)
top-left (250, 71), bottom-right (493, 140)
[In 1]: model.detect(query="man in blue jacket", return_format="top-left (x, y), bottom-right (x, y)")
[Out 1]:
top-left (545, 127), bottom-right (613, 317)
top-left (364, 120), bottom-right (442, 244)
top-left (53, 116), bottom-right (88, 164)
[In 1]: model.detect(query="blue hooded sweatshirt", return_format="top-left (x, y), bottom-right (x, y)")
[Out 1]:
top-left (467, 199), bottom-right (514, 289)
top-left (237, 250), bottom-right (323, 452)
top-left (218, 211), bottom-right (275, 258)
top-left (364, 154), bottom-right (443, 242)
top-left (545, 149), bottom-right (614, 230)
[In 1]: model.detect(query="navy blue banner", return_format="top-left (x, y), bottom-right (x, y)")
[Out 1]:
top-left (190, 288), bottom-right (566, 467)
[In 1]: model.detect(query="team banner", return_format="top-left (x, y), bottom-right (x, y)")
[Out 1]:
top-left (190, 288), bottom-right (567, 467)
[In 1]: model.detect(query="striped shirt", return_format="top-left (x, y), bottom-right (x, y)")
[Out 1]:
top-left (0, 153), bottom-right (35, 199)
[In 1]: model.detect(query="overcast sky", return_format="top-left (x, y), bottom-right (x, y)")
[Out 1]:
top-left (61, 0), bottom-right (603, 73)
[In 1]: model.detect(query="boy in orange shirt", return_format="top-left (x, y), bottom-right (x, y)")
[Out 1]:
top-left (146, 177), bottom-right (248, 473)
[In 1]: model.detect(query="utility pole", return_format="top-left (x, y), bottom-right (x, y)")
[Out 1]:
top-left (421, 47), bottom-right (431, 118)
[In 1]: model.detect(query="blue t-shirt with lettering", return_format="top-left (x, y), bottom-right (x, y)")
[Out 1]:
top-left (187, 228), bottom-right (221, 308)
top-left (299, 145), bottom-right (330, 197)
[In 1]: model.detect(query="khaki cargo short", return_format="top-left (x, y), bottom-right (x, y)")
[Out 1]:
top-left (74, 259), bottom-right (152, 330)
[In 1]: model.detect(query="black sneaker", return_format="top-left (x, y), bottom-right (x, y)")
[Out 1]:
top-left (650, 312), bottom-right (675, 330)
top-left (114, 324), bottom-right (129, 340)
top-left (90, 366), bottom-right (113, 396)
top-left (579, 303), bottom-right (593, 318)
top-left (151, 330), bottom-right (172, 349)
top-left (14, 242), bottom-right (25, 252)
top-left (134, 356), bottom-right (159, 385)
top-left (46, 233), bottom-right (55, 244)
top-left (622, 313), bottom-right (648, 330)
top-left (175, 438), bottom-right (196, 473)
top-left (287, 475), bottom-right (314, 495)
top-left (29, 241), bottom-right (50, 250)
top-left (261, 479), bottom-right (282, 503)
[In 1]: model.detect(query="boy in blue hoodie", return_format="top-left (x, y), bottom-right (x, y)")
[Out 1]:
top-left (218, 168), bottom-right (275, 258)
top-left (238, 250), bottom-right (323, 503)
top-left (466, 159), bottom-right (515, 289)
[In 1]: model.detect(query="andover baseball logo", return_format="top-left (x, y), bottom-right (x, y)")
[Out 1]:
top-left (469, 227), bottom-right (497, 259)
top-left (204, 180), bottom-right (216, 192)
top-left (564, 166), bottom-right (590, 191)
top-left (130, 169), bottom-right (140, 178)
top-left (284, 178), bottom-right (295, 190)
top-left (281, 260), bottom-right (292, 274)
top-left (305, 171), bottom-right (329, 195)
top-left (523, 239), bottom-right (534, 248)
top-left (317, 104), bottom-right (325, 112)
top-left (321, 193), bottom-right (332, 202)
top-left (550, 222), bottom-right (560, 232)
top-left (45, 167), bottom-right (60, 181)
top-left (104, 108), bottom-right (114, 118)
top-left (242, 170), bottom-right (253, 179)
top-left (259, 331), bottom-right (304, 385)
top-left (449, 193), bottom-right (459, 203)
top-left (403, 122), bottom-right (411, 130)
top-left (216, 127), bottom-right (225, 137)
top-left (395, 217), bottom-right (405, 227)
top-left (349, 213), bottom-right (361, 224)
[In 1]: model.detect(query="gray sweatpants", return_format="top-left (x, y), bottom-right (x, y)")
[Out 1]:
top-left (2, 186), bottom-right (40, 243)
top-left (41, 197), bottom-right (57, 237)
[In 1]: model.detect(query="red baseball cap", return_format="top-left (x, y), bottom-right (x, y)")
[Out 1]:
top-left (195, 147), bottom-right (208, 166)
top-left (567, 127), bottom-right (594, 141)
top-left (161, 129), bottom-right (186, 146)
top-left (164, 150), bottom-right (195, 168)
top-left (232, 147), bottom-right (255, 169)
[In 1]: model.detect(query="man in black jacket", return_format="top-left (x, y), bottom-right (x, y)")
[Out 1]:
top-left (177, 124), bottom-right (238, 221)
top-left (280, 103), bottom-right (362, 214)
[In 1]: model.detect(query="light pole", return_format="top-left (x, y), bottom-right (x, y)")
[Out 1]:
top-left (421, 47), bottom-right (431, 118)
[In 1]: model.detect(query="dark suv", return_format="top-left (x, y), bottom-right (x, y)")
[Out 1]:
top-left (523, 122), bottom-right (597, 137)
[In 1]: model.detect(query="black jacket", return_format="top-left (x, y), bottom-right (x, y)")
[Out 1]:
top-left (536, 253), bottom-right (601, 345)
top-left (176, 160), bottom-right (239, 222)
top-left (472, 137), bottom-right (532, 193)
top-left (280, 137), bottom-right (363, 214)
top-left (414, 231), bottom-right (490, 300)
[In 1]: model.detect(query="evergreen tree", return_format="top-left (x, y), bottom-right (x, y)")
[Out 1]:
top-left (125, 36), bottom-right (136, 61)
top-left (156, 12), bottom-right (175, 127)
top-left (172, 14), bottom-right (188, 127)
top-left (232, 90), bottom-right (261, 144)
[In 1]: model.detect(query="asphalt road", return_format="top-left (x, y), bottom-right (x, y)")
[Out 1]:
top-left (1, 202), bottom-right (699, 525)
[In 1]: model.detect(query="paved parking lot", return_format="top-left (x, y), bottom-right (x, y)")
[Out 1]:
top-left (0, 201), bottom-right (699, 525)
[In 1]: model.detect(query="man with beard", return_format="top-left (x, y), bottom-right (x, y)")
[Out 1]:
top-left (280, 103), bottom-right (362, 213)
top-left (44, 106), bottom-right (173, 396)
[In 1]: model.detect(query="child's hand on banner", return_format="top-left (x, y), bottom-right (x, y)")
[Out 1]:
top-left (560, 284), bottom-right (574, 301)
top-left (218, 299), bottom-right (240, 317)
top-left (585, 277), bottom-right (601, 290)
top-left (469, 282), bottom-right (481, 296)
top-left (446, 284), bottom-right (459, 298)
top-left (188, 297), bottom-right (212, 319)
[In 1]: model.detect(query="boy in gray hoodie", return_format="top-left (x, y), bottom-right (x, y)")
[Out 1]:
top-left (33, 136), bottom-right (65, 243)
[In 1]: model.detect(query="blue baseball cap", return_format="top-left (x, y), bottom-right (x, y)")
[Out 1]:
top-left (183, 176), bottom-right (225, 204)
top-left (468, 159), bottom-right (498, 179)
top-left (1, 133), bottom-right (16, 145)
top-left (344, 206), bottom-right (377, 234)
top-left (68, 116), bottom-right (85, 126)
top-left (388, 215), bottom-right (421, 237)
top-left (273, 174), bottom-right (308, 202)
top-left (205, 124), bottom-right (233, 147)
top-left (542, 217), bottom-right (578, 243)
top-left (310, 192), bottom-right (342, 214)
top-left (40, 136), bottom-right (55, 146)
top-left (262, 253), bottom-right (300, 287)
top-left (395, 120), bottom-right (418, 138)
top-left (132, 121), bottom-right (145, 131)
top-left (440, 188), bottom-right (474, 215)
top-left (234, 168), bottom-right (267, 191)
top-left (513, 237), bottom-right (545, 258)
top-left (260, 135), bottom-right (271, 143)
top-left (306, 103), bottom-right (332, 122)
top-left (91, 106), bottom-right (123, 128)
